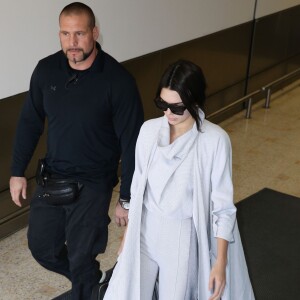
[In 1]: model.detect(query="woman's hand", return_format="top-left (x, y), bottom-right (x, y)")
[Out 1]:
top-left (208, 238), bottom-right (228, 300)
top-left (208, 260), bottom-right (226, 299)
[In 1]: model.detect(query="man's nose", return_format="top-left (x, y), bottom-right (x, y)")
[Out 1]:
top-left (70, 34), bottom-right (78, 46)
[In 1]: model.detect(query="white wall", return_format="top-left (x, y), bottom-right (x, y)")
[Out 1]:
top-left (1, 0), bottom-right (255, 99)
top-left (2, 0), bottom-right (299, 99)
top-left (98, 0), bottom-right (255, 61)
top-left (0, 0), bottom-right (300, 99)
top-left (255, 0), bottom-right (300, 18)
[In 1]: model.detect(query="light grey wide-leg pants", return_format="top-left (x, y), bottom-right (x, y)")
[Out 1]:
top-left (140, 207), bottom-right (192, 300)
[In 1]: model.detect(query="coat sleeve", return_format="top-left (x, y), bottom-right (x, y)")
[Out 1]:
top-left (128, 122), bottom-right (146, 220)
top-left (128, 119), bottom-right (158, 220)
top-left (210, 130), bottom-right (236, 242)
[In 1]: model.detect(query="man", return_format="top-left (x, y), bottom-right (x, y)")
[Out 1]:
top-left (9, 2), bottom-right (143, 299)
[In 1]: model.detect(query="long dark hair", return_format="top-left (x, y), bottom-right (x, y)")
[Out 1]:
top-left (156, 60), bottom-right (206, 130)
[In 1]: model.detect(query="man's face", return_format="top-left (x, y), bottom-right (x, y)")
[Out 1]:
top-left (59, 13), bottom-right (98, 67)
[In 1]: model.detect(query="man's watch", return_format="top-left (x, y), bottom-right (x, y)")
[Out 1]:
top-left (119, 198), bottom-right (130, 210)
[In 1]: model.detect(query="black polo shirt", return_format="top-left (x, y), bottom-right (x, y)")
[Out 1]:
top-left (11, 43), bottom-right (144, 200)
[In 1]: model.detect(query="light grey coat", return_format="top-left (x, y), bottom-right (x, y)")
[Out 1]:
top-left (104, 115), bottom-right (255, 300)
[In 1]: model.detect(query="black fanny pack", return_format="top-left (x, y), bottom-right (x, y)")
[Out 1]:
top-left (36, 159), bottom-right (83, 205)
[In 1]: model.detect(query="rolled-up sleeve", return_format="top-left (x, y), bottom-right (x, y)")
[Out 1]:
top-left (210, 131), bottom-right (236, 242)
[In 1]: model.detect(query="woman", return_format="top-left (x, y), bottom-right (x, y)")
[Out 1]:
top-left (104, 60), bottom-right (255, 300)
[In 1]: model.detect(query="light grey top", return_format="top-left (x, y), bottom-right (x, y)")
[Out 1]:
top-left (144, 122), bottom-right (198, 219)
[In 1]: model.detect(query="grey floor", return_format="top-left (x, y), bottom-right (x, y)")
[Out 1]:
top-left (0, 80), bottom-right (299, 300)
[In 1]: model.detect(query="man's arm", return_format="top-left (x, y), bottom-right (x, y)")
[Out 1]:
top-left (11, 65), bottom-right (45, 177)
top-left (111, 73), bottom-right (144, 226)
top-left (10, 64), bottom-right (45, 206)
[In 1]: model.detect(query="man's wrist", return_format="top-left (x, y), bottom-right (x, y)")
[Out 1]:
top-left (119, 198), bottom-right (130, 210)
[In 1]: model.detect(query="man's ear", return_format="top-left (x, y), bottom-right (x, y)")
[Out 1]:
top-left (93, 26), bottom-right (99, 41)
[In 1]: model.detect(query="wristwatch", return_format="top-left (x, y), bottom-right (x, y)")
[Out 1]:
top-left (119, 198), bottom-right (130, 210)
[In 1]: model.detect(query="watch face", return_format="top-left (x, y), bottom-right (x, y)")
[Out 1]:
top-left (122, 202), bottom-right (130, 210)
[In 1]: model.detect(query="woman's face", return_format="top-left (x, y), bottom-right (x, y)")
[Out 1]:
top-left (160, 88), bottom-right (193, 127)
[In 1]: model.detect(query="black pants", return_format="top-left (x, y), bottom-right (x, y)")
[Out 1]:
top-left (27, 181), bottom-right (112, 300)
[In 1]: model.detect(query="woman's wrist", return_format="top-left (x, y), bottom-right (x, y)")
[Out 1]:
top-left (216, 257), bottom-right (227, 266)
top-left (216, 238), bottom-right (228, 266)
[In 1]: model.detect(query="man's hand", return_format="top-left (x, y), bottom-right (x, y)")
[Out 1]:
top-left (9, 176), bottom-right (27, 207)
top-left (115, 201), bottom-right (129, 227)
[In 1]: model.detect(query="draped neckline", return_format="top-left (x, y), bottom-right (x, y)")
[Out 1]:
top-left (157, 110), bottom-right (205, 160)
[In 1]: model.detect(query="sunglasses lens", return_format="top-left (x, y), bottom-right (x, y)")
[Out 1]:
top-left (170, 107), bottom-right (185, 115)
top-left (154, 98), bottom-right (168, 110)
top-left (154, 98), bottom-right (186, 115)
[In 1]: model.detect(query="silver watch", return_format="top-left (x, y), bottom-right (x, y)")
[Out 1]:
top-left (119, 198), bottom-right (130, 210)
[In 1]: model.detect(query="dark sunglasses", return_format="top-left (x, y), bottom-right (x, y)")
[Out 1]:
top-left (154, 97), bottom-right (186, 115)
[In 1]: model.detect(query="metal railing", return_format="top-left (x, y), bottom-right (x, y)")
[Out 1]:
top-left (262, 67), bottom-right (300, 108)
top-left (207, 89), bottom-right (261, 120)
top-left (207, 67), bottom-right (300, 120)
